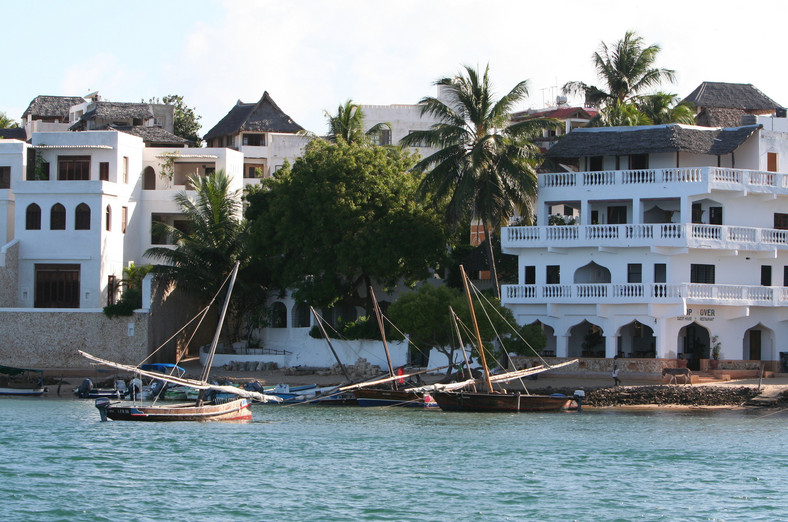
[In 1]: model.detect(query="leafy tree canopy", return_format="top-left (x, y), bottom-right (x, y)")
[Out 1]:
top-left (324, 99), bottom-right (390, 145)
top-left (245, 139), bottom-right (448, 316)
top-left (148, 95), bottom-right (202, 145)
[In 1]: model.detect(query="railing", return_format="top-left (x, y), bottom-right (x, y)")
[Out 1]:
top-left (540, 167), bottom-right (788, 193)
top-left (504, 223), bottom-right (788, 250)
top-left (503, 283), bottom-right (787, 306)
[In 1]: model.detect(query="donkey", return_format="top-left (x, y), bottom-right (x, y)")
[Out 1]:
top-left (662, 367), bottom-right (692, 385)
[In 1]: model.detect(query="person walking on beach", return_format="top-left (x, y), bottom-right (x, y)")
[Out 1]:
top-left (612, 355), bottom-right (622, 387)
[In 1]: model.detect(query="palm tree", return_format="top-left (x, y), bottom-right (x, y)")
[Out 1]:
top-left (636, 93), bottom-right (696, 125)
top-left (401, 64), bottom-right (558, 298)
top-left (0, 111), bottom-right (19, 128)
top-left (563, 31), bottom-right (675, 108)
top-left (145, 170), bottom-right (253, 343)
top-left (588, 100), bottom-right (653, 127)
top-left (324, 99), bottom-right (390, 145)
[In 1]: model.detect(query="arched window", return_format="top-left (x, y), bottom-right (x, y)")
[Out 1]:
top-left (75, 203), bottom-right (91, 230)
top-left (143, 166), bottom-right (156, 190)
top-left (26, 204), bottom-right (41, 230)
top-left (50, 203), bottom-right (66, 230)
top-left (105, 205), bottom-right (112, 231)
top-left (270, 302), bottom-right (287, 328)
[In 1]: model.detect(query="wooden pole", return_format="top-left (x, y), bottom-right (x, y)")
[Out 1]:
top-left (460, 265), bottom-right (494, 393)
top-left (370, 287), bottom-right (397, 388)
top-left (311, 306), bottom-right (352, 383)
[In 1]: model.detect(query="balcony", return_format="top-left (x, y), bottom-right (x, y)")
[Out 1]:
top-left (502, 283), bottom-right (788, 307)
top-left (540, 167), bottom-right (788, 195)
top-left (503, 223), bottom-right (788, 252)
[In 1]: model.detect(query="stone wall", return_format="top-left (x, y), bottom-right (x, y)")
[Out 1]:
top-left (511, 356), bottom-right (672, 376)
top-left (0, 310), bottom-right (149, 368)
top-left (0, 240), bottom-right (19, 307)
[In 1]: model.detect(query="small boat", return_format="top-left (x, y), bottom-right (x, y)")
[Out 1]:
top-left (82, 262), bottom-right (281, 422)
top-left (430, 266), bottom-right (578, 413)
top-left (0, 365), bottom-right (46, 396)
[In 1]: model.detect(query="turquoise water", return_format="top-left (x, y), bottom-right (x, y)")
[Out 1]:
top-left (1, 398), bottom-right (786, 521)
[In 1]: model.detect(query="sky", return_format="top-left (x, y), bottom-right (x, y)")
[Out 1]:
top-left (3, 0), bottom-right (786, 136)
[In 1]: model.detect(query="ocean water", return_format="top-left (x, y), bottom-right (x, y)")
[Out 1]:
top-left (1, 398), bottom-right (786, 521)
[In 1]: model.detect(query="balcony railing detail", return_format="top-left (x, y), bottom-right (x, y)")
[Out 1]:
top-left (503, 283), bottom-right (787, 306)
top-left (504, 223), bottom-right (788, 251)
top-left (540, 167), bottom-right (787, 192)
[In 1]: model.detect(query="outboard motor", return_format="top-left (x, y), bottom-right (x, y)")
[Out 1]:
top-left (573, 389), bottom-right (586, 412)
top-left (129, 378), bottom-right (142, 401)
top-left (95, 397), bottom-right (110, 421)
top-left (76, 379), bottom-right (94, 399)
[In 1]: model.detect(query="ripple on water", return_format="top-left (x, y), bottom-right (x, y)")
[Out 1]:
top-left (2, 399), bottom-right (787, 520)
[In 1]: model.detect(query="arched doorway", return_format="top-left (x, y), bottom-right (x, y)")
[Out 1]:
top-left (618, 320), bottom-right (656, 358)
top-left (568, 320), bottom-right (605, 358)
top-left (269, 302), bottom-right (287, 328)
top-left (678, 322), bottom-right (710, 371)
top-left (743, 324), bottom-right (775, 361)
top-left (574, 262), bottom-right (611, 284)
top-left (536, 321), bottom-right (556, 357)
top-left (143, 166), bottom-right (156, 190)
top-left (292, 302), bottom-right (311, 328)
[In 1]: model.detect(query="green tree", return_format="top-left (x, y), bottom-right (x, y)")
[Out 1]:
top-left (563, 31), bottom-right (676, 107)
top-left (149, 95), bottom-right (202, 145)
top-left (102, 263), bottom-right (152, 318)
top-left (145, 170), bottom-right (262, 342)
top-left (636, 92), bottom-right (696, 125)
top-left (0, 111), bottom-right (19, 128)
top-left (387, 283), bottom-right (540, 374)
top-left (588, 100), bottom-right (653, 127)
top-left (401, 64), bottom-right (557, 299)
top-left (245, 139), bottom-right (448, 317)
top-left (324, 99), bottom-right (389, 144)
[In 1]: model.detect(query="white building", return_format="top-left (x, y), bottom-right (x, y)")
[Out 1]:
top-left (203, 92), bottom-right (309, 187)
top-left (501, 116), bottom-right (788, 372)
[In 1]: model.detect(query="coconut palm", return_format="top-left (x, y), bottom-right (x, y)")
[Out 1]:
top-left (145, 170), bottom-right (254, 341)
top-left (588, 100), bottom-right (653, 127)
top-left (636, 92), bottom-right (696, 125)
top-left (324, 99), bottom-right (390, 145)
top-left (0, 111), bottom-right (19, 128)
top-left (563, 31), bottom-right (675, 108)
top-left (401, 64), bottom-right (558, 298)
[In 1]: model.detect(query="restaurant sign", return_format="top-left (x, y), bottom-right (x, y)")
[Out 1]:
top-left (677, 308), bottom-right (716, 322)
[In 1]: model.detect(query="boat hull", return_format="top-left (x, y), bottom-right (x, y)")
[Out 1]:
top-left (102, 398), bottom-right (253, 422)
top-left (0, 386), bottom-right (46, 396)
top-left (432, 391), bottom-right (571, 412)
top-left (354, 388), bottom-right (437, 408)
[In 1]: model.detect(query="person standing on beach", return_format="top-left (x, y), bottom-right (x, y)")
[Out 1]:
top-left (612, 355), bottom-right (622, 387)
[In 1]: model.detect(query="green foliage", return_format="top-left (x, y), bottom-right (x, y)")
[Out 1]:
top-left (309, 314), bottom-right (396, 341)
top-left (150, 95), bottom-right (202, 145)
top-left (103, 263), bottom-right (152, 318)
top-left (503, 322), bottom-right (547, 356)
top-left (324, 100), bottom-right (391, 145)
top-left (563, 31), bottom-right (675, 108)
top-left (145, 170), bottom-right (267, 342)
top-left (401, 64), bottom-right (556, 297)
top-left (636, 92), bottom-right (696, 125)
top-left (245, 139), bottom-right (448, 316)
top-left (0, 111), bottom-right (19, 128)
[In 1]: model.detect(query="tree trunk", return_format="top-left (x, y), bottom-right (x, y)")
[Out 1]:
top-left (483, 222), bottom-right (501, 300)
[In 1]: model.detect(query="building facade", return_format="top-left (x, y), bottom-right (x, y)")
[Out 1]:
top-left (501, 116), bottom-right (788, 371)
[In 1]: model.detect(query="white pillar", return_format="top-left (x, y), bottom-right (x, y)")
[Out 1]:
top-left (556, 335), bottom-right (569, 358)
top-left (606, 334), bottom-right (618, 358)
top-left (632, 198), bottom-right (642, 224)
top-left (580, 199), bottom-right (590, 225)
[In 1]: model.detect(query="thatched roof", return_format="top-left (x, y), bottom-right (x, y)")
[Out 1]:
top-left (21, 95), bottom-right (85, 120)
top-left (107, 125), bottom-right (190, 146)
top-left (695, 107), bottom-right (748, 128)
top-left (203, 92), bottom-right (303, 140)
top-left (682, 82), bottom-right (782, 111)
top-left (69, 102), bottom-right (155, 130)
top-left (546, 124), bottom-right (760, 159)
top-left (0, 128), bottom-right (27, 141)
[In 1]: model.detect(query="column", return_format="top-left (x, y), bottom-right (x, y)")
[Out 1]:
top-left (580, 199), bottom-right (590, 226)
top-left (556, 335), bottom-right (569, 358)
top-left (606, 334), bottom-right (618, 358)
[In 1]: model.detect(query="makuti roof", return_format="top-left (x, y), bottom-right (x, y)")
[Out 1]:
top-left (511, 106), bottom-right (597, 122)
top-left (682, 82), bottom-right (782, 111)
top-left (21, 95), bottom-right (85, 120)
top-left (546, 124), bottom-right (761, 158)
top-left (108, 125), bottom-right (191, 146)
top-left (0, 128), bottom-right (27, 141)
top-left (203, 92), bottom-right (304, 140)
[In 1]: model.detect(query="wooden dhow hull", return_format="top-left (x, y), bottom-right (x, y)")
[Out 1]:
top-left (102, 398), bottom-right (253, 422)
top-left (431, 391), bottom-right (571, 412)
top-left (354, 388), bottom-right (437, 408)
